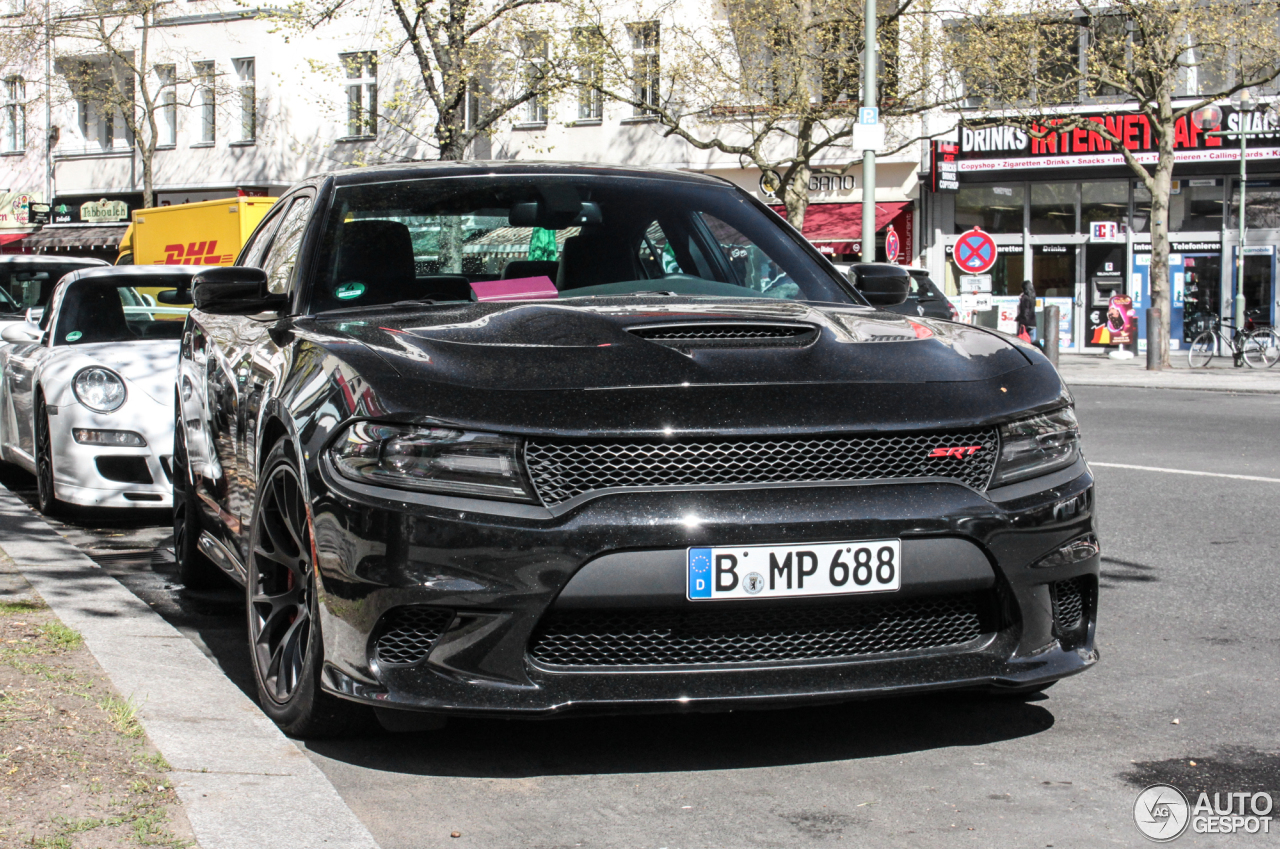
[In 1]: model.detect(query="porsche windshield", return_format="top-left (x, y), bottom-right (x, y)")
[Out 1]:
top-left (311, 175), bottom-right (853, 312)
top-left (51, 282), bottom-right (188, 345)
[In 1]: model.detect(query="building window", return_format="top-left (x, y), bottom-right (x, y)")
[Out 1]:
top-left (233, 58), bottom-right (255, 142)
top-left (73, 64), bottom-right (131, 151)
top-left (156, 65), bottom-right (176, 147)
top-left (341, 52), bottom-right (376, 138)
top-left (1, 0), bottom-right (24, 17)
top-left (521, 34), bottom-right (548, 124)
top-left (195, 61), bottom-right (216, 143)
top-left (2, 76), bottom-right (24, 152)
top-left (1030, 182), bottom-right (1076, 234)
top-left (574, 27), bottom-right (604, 120)
top-left (955, 183), bottom-right (1024, 233)
top-left (629, 22), bottom-right (660, 116)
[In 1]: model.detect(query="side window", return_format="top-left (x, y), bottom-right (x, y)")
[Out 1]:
top-left (261, 197), bottom-right (313, 295)
top-left (696, 212), bottom-right (799, 299)
top-left (636, 221), bottom-right (681, 278)
top-left (240, 213), bottom-right (284, 269)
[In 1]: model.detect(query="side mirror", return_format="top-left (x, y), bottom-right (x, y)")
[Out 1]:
top-left (1, 323), bottom-right (41, 343)
top-left (156, 289), bottom-right (187, 305)
top-left (849, 266), bottom-right (910, 307)
top-left (191, 267), bottom-right (286, 315)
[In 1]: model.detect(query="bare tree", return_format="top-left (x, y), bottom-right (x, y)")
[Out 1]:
top-left (947, 0), bottom-right (1280, 367)
top-left (564, 0), bottom-right (955, 232)
top-left (284, 0), bottom-right (569, 160)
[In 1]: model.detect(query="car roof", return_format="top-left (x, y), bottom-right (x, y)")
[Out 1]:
top-left (318, 160), bottom-right (735, 190)
top-left (0, 255), bottom-right (108, 266)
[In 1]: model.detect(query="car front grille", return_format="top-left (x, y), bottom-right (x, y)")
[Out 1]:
top-left (528, 594), bottom-right (993, 667)
top-left (1050, 576), bottom-right (1089, 633)
top-left (524, 428), bottom-right (1000, 506)
top-left (373, 606), bottom-right (454, 665)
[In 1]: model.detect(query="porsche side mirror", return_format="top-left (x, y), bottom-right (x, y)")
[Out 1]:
top-left (1, 323), bottom-right (41, 343)
top-left (191, 267), bottom-right (286, 315)
top-left (848, 264), bottom-right (910, 307)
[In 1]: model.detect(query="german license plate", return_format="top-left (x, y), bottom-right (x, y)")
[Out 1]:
top-left (687, 540), bottom-right (901, 601)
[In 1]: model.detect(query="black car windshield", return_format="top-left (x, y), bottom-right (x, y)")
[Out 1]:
top-left (311, 174), bottom-right (854, 312)
top-left (51, 281), bottom-right (189, 345)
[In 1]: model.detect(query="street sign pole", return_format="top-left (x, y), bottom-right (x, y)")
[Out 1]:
top-left (861, 0), bottom-right (876, 262)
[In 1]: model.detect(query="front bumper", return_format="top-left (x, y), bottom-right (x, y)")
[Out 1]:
top-left (49, 398), bottom-right (174, 508)
top-left (309, 458), bottom-right (1099, 716)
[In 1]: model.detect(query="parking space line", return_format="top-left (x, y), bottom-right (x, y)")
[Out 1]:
top-left (1091, 461), bottom-right (1280, 484)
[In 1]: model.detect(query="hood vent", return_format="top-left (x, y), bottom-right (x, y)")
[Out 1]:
top-left (629, 322), bottom-right (818, 349)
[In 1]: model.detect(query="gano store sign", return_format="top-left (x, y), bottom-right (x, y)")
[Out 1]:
top-left (954, 105), bottom-right (1280, 172)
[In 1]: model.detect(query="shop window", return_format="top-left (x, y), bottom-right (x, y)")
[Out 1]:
top-left (1030, 183), bottom-right (1076, 234)
top-left (955, 183), bottom-right (1024, 233)
top-left (1034, 246), bottom-right (1076, 298)
top-left (1081, 181), bottom-right (1127, 230)
top-left (948, 250), bottom-right (1024, 297)
top-left (1228, 179), bottom-right (1280, 230)
top-left (1135, 181), bottom-right (1223, 232)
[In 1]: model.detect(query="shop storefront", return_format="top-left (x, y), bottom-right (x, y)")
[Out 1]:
top-left (22, 193), bottom-right (143, 262)
top-left (923, 104), bottom-right (1280, 350)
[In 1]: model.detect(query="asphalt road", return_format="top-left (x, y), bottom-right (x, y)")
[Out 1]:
top-left (4, 385), bottom-right (1278, 848)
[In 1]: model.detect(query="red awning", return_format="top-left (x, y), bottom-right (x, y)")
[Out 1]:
top-left (0, 232), bottom-right (27, 246)
top-left (770, 201), bottom-right (909, 249)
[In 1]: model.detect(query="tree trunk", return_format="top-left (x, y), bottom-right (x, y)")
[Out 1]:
top-left (1147, 108), bottom-right (1176, 369)
top-left (784, 162), bottom-right (810, 231)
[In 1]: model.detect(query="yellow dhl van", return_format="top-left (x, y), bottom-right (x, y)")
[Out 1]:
top-left (116, 197), bottom-right (276, 267)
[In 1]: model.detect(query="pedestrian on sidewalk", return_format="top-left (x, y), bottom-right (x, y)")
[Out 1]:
top-left (1017, 280), bottom-right (1037, 344)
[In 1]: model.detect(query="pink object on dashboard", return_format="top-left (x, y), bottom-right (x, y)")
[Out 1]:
top-left (471, 276), bottom-right (559, 301)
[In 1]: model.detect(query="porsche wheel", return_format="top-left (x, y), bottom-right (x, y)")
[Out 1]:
top-left (247, 438), bottom-right (364, 738)
top-left (34, 397), bottom-right (66, 517)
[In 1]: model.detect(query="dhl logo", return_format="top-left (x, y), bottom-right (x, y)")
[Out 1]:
top-left (159, 241), bottom-right (234, 265)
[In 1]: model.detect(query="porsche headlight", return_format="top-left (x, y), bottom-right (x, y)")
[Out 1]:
top-left (992, 407), bottom-right (1081, 486)
top-left (73, 367), bottom-right (127, 413)
top-left (330, 422), bottom-right (535, 503)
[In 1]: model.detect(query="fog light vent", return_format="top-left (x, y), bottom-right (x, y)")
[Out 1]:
top-left (1050, 576), bottom-right (1089, 632)
top-left (373, 607), bottom-right (453, 665)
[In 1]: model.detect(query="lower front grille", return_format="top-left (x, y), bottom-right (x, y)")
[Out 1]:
top-left (373, 607), bottom-right (454, 665)
top-left (528, 594), bottom-right (993, 668)
top-left (94, 456), bottom-right (153, 484)
top-left (1051, 576), bottom-right (1089, 632)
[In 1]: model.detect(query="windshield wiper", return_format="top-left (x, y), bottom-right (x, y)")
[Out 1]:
top-left (319, 298), bottom-right (443, 316)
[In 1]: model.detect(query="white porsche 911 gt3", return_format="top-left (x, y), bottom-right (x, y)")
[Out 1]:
top-left (0, 266), bottom-right (201, 514)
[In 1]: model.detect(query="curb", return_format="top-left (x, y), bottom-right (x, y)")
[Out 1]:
top-left (0, 485), bottom-right (382, 849)
top-left (1060, 376), bottom-right (1280, 395)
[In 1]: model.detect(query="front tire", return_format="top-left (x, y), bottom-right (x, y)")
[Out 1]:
top-left (172, 424), bottom-right (231, 590)
top-left (34, 397), bottom-right (66, 517)
top-left (1188, 331), bottom-right (1216, 368)
top-left (247, 438), bottom-right (364, 738)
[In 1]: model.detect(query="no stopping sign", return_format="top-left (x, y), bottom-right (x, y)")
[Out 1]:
top-left (954, 227), bottom-right (997, 274)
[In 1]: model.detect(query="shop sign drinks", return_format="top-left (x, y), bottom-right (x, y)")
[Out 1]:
top-left (953, 105), bottom-right (1280, 172)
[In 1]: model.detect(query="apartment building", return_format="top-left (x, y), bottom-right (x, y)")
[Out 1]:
top-left (0, 0), bottom-right (925, 265)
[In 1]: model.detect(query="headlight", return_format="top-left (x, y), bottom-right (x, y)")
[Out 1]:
top-left (991, 407), bottom-right (1081, 486)
top-left (73, 367), bottom-right (127, 413)
top-left (330, 422), bottom-right (536, 503)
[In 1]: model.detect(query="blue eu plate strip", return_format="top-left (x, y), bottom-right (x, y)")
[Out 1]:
top-left (688, 548), bottom-right (712, 598)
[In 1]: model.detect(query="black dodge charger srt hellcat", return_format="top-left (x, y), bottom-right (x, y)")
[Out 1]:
top-left (173, 163), bottom-right (1099, 737)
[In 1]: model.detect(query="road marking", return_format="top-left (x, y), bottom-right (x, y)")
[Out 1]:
top-left (1091, 461), bottom-right (1280, 484)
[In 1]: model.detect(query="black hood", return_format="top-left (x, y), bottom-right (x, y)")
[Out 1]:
top-left (312, 300), bottom-right (1031, 388)
top-left (298, 299), bottom-right (1061, 437)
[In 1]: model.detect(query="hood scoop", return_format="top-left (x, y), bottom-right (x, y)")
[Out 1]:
top-left (628, 322), bottom-right (818, 350)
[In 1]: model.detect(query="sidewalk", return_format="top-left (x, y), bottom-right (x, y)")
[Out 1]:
top-left (0, 486), bottom-right (382, 849)
top-left (1055, 351), bottom-right (1280, 393)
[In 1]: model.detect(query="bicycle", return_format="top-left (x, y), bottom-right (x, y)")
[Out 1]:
top-left (1187, 315), bottom-right (1280, 368)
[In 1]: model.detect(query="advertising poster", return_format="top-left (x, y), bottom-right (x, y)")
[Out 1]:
top-left (1090, 294), bottom-right (1135, 345)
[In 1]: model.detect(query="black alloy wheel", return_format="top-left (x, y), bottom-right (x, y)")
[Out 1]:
top-left (247, 438), bottom-right (363, 737)
top-left (34, 397), bottom-right (64, 516)
top-left (172, 419), bottom-right (231, 590)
